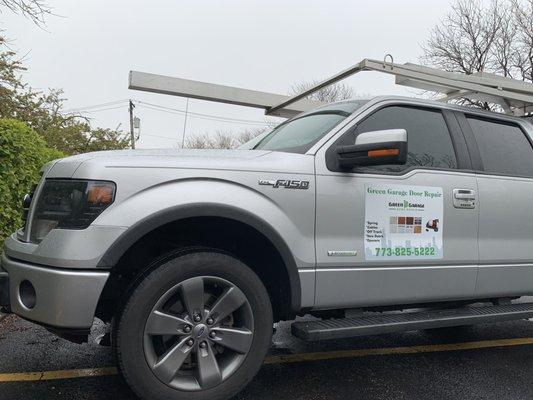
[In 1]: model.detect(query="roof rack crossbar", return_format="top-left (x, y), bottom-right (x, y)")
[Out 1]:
top-left (265, 61), bottom-right (366, 116)
top-left (129, 56), bottom-right (533, 118)
top-left (267, 58), bottom-right (533, 117)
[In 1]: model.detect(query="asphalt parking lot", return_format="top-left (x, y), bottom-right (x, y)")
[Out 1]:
top-left (1, 310), bottom-right (533, 400)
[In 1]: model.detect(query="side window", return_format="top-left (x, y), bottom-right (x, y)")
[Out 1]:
top-left (332, 106), bottom-right (457, 173)
top-left (466, 116), bottom-right (533, 177)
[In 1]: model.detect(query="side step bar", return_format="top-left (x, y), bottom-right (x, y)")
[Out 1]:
top-left (291, 303), bottom-right (533, 341)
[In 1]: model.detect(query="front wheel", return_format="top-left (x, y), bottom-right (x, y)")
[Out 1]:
top-left (115, 251), bottom-right (273, 400)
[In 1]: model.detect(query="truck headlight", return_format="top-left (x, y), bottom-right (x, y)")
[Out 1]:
top-left (30, 179), bottom-right (116, 243)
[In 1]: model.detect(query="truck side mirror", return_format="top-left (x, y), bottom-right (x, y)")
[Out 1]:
top-left (336, 129), bottom-right (407, 168)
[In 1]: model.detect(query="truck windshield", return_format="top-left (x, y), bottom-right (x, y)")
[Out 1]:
top-left (253, 100), bottom-right (367, 153)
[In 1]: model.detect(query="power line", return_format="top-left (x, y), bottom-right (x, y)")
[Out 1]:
top-left (142, 133), bottom-right (180, 140)
top-left (71, 104), bottom-right (127, 114)
top-left (63, 98), bottom-right (272, 128)
top-left (138, 104), bottom-right (269, 126)
top-left (135, 101), bottom-right (269, 125)
top-left (64, 99), bottom-right (130, 112)
top-left (65, 98), bottom-right (269, 125)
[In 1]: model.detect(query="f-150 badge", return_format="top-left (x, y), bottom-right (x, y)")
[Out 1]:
top-left (258, 179), bottom-right (310, 189)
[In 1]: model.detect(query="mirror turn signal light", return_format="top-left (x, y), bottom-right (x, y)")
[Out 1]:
top-left (367, 148), bottom-right (400, 158)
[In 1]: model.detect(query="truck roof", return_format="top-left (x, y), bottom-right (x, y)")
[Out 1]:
top-left (328, 96), bottom-right (532, 126)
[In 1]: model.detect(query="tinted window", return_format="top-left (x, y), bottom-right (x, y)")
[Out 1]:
top-left (347, 106), bottom-right (457, 172)
top-left (467, 117), bottom-right (533, 176)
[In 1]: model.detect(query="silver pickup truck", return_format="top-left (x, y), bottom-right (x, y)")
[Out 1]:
top-left (2, 96), bottom-right (533, 400)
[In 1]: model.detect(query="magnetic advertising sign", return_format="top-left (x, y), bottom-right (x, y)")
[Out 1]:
top-left (364, 184), bottom-right (444, 260)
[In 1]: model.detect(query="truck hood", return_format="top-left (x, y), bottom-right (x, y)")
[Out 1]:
top-left (47, 148), bottom-right (314, 178)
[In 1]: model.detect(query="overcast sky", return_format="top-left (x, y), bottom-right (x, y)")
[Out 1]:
top-left (3, 0), bottom-right (456, 148)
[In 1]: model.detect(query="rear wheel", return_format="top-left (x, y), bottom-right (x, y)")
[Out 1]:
top-left (115, 251), bottom-right (273, 400)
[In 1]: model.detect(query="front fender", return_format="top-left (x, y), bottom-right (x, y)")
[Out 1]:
top-left (94, 178), bottom-right (316, 311)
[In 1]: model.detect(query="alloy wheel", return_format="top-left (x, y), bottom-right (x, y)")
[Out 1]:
top-left (143, 276), bottom-right (254, 391)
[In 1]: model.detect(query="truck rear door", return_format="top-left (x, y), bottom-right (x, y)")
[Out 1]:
top-left (457, 114), bottom-right (533, 298)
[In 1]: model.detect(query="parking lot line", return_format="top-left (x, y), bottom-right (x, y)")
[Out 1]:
top-left (264, 337), bottom-right (533, 364)
top-left (0, 367), bottom-right (118, 383)
top-left (1, 337), bottom-right (533, 383)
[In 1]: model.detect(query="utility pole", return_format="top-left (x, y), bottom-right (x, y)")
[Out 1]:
top-left (129, 100), bottom-right (136, 149)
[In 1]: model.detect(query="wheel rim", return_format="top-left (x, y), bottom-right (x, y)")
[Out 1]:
top-left (143, 276), bottom-right (254, 391)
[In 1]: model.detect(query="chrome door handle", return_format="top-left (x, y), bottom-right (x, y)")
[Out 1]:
top-left (454, 190), bottom-right (476, 200)
top-left (453, 188), bottom-right (476, 208)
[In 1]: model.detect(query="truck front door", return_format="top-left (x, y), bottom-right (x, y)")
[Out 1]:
top-left (313, 102), bottom-right (479, 309)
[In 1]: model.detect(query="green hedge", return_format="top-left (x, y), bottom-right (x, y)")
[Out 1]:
top-left (0, 119), bottom-right (64, 248)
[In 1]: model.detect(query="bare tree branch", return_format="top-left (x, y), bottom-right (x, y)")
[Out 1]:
top-left (422, 0), bottom-right (533, 111)
top-left (184, 128), bottom-right (268, 150)
top-left (290, 81), bottom-right (356, 103)
top-left (512, 0), bottom-right (533, 82)
top-left (0, 0), bottom-right (51, 25)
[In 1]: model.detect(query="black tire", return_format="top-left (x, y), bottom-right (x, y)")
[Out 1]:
top-left (115, 251), bottom-right (273, 400)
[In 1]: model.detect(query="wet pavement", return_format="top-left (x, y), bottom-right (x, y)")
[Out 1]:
top-left (1, 311), bottom-right (533, 400)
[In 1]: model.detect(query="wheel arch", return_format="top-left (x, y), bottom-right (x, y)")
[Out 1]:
top-left (96, 203), bottom-right (302, 319)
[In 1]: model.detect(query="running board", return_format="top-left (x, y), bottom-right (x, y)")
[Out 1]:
top-left (291, 303), bottom-right (533, 341)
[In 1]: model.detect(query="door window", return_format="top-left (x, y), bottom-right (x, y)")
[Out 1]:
top-left (329, 106), bottom-right (458, 173)
top-left (466, 116), bottom-right (533, 177)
